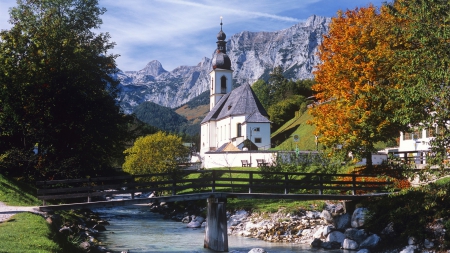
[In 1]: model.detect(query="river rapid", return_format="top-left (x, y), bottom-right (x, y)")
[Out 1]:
top-left (95, 205), bottom-right (340, 253)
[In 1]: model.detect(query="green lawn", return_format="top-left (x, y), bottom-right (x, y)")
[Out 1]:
top-left (0, 212), bottom-right (63, 253)
top-left (0, 174), bottom-right (41, 206)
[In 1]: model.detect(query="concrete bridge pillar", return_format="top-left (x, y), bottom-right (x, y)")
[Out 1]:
top-left (204, 197), bottom-right (228, 252)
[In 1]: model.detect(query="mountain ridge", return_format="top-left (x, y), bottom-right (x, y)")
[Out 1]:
top-left (117, 15), bottom-right (331, 114)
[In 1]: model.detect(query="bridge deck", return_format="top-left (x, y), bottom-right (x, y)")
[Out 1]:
top-left (38, 192), bottom-right (390, 212)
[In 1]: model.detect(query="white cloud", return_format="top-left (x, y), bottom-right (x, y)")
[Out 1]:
top-left (0, 0), bottom-right (386, 71)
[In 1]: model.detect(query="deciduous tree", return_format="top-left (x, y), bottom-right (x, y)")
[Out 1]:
top-left (122, 132), bottom-right (189, 180)
top-left (389, 0), bottom-right (450, 168)
top-left (310, 5), bottom-right (405, 167)
top-left (0, 0), bottom-right (129, 179)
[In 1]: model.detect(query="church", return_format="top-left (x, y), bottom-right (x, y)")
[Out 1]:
top-left (200, 20), bottom-right (272, 166)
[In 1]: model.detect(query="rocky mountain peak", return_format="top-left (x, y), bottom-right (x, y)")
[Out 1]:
top-left (138, 60), bottom-right (167, 77)
top-left (117, 15), bottom-right (331, 113)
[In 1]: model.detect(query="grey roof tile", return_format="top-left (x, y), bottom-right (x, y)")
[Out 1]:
top-left (201, 84), bottom-right (269, 124)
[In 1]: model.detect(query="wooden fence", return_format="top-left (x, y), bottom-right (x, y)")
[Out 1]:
top-left (36, 170), bottom-right (394, 206)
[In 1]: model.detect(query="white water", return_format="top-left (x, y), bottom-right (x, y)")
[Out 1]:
top-left (95, 205), bottom-right (340, 253)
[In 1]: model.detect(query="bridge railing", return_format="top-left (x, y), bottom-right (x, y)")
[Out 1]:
top-left (36, 170), bottom-right (394, 206)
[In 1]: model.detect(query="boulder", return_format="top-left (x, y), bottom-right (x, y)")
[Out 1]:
top-left (93, 224), bottom-right (106, 231)
top-left (334, 213), bottom-right (351, 230)
top-left (181, 216), bottom-right (190, 223)
top-left (359, 234), bottom-right (380, 249)
top-left (79, 241), bottom-right (91, 251)
top-left (351, 208), bottom-right (368, 228)
top-left (321, 210), bottom-right (334, 224)
top-left (187, 220), bottom-right (201, 228)
top-left (381, 222), bottom-right (395, 237)
top-left (313, 227), bottom-right (324, 239)
top-left (310, 238), bottom-right (322, 248)
top-left (322, 225), bottom-right (334, 237)
top-left (326, 231), bottom-right (345, 243)
top-left (400, 245), bottom-right (417, 253)
top-left (306, 211), bottom-right (321, 219)
top-left (194, 216), bottom-right (205, 224)
top-left (424, 239), bottom-right (434, 249)
top-left (321, 241), bottom-right (341, 249)
top-left (408, 236), bottom-right (417, 245)
top-left (345, 228), bottom-right (368, 244)
top-left (248, 248), bottom-right (267, 253)
top-left (342, 238), bottom-right (359, 250)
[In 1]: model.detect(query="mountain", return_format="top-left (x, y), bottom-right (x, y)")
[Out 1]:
top-left (116, 15), bottom-right (331, 114)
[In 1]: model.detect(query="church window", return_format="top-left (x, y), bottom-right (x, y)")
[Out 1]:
top-left (255, 138), bottom-right (262, 143)
top-left (221, 76), bottom-right (227, 93)
top-left (237, 123), bottom-right (242, 137)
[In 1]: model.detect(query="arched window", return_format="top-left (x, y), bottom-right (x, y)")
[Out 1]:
top-left (237, 123), bottom-right (242, 137)
top-left (221, 76), bottom-right (227, 93)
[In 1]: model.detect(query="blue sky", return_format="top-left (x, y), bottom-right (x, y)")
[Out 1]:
top-left (0, 0), bottom-right (387, 72)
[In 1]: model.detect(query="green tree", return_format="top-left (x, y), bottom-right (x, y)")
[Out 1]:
top-left (389, 0), bottom-right (450, 169)
top-left (268, 95), bottom-right (307, 130)
top-left (251, 79), bottom-right (270, 109)
top-left (0, 0), bottom-right (128, 179)
top-left (122, 132), bottom-right (189, 180)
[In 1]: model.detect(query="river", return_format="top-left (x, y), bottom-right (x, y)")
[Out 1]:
top-left (95, 205), bottom-right (341, 253)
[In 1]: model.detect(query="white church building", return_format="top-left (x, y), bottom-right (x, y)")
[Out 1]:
top-left (200, 20), bottom-right (273, 168)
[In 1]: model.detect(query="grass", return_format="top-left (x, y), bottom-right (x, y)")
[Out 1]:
top-left (0, 174), bottom-right (41, 206)
top-left (0, 174), bottom-right (82, 253)
top-left (271, 110), bottom-right (318, 151)
top-left (0, 212), bottom-right (63, 253)
top-left (435, 176), bottom-right (450, 185)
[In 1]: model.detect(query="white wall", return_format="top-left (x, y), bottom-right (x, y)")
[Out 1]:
top-left (399, 130), bottom-right (432, 151)
top-left (203, 151), bottom-right (276, 168)
top-left (244, 122), bottom-right (271, 150)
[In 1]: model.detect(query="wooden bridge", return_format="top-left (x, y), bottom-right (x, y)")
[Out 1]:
top-left (36, 169), bottom-right (395, 251)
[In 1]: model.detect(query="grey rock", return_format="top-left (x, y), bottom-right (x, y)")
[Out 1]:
top-left (345, 228), bottom-right (368, 244)
top-left (181, 216), bottom-right (190, 223)
top-left (248, 248), bottom-right (267, 253)
top-left (79, 241), bottom-right (91, 251)
top-left (351, 208), bottom-right (368, 228)
top-left (187, 220), bottom-right (202, 228)
top-left (424, 239), bottom-right (434, 249)
top-left (310, 238), bottom-right (323, 248)
top-left (321, 210), bottom-right (334, 224)
top-left (326, 231), bottom-right (345, 243)
top-left (400, 245), bottom-right (418, 253)
top-left (322, 241), bottom-right (341, 249)
top-left (117, 15), bottom-right (331, 113)
top-left (359, 234), bottom-right (380, 249)
top-left (342, 238), bottom-right (359, 250)
top-left (334, 213), bottom-right (351, 230)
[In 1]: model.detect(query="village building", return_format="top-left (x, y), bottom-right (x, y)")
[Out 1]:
top-left (200, 20), bottom-right (272, 168)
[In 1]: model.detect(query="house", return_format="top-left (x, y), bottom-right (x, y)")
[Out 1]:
top-left (200, 20), bottom-right (271, 165)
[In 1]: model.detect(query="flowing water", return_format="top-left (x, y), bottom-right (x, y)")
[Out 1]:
top-left (95, 205), bottom-right (340, 253)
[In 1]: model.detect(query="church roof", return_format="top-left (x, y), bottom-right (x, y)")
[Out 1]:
top-left (201, 84), bottom-right (270, 124)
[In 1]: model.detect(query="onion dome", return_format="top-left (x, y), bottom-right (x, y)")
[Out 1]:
top-left (212, 17), bottom-right (231, 70)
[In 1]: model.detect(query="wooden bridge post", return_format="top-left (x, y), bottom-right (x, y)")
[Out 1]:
top-left (204, 197), bottom-right (228, 252)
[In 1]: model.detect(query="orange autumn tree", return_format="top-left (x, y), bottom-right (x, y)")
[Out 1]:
top-left (310, 5), bottom-right (406, 167)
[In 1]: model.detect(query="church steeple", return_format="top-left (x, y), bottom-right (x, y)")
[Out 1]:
top-left (210, 17), bottom-right (233, 110)
top-left (212, 17), bottom-right (231, 70)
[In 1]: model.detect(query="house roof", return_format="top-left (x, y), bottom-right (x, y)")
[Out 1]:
top-left (201, 84), bottom-right (270, 124)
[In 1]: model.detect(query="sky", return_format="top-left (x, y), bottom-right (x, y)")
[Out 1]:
top-left (0, 0), bottom-right (387, 72)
